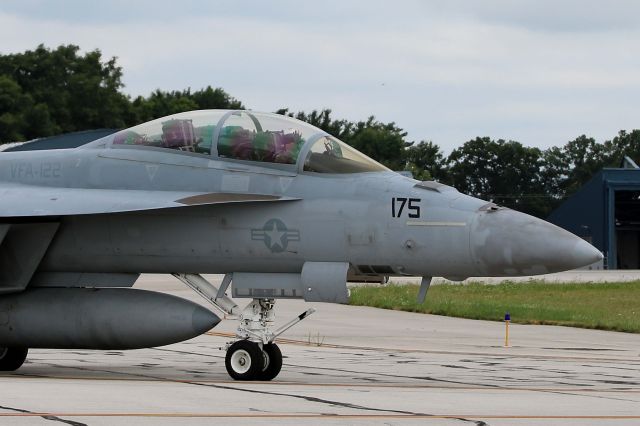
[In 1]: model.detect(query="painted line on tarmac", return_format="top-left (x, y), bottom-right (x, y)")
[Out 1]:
top-left (0, 413), bottom-right (639, 420)
top-left (3, 373), bottom-right (639, 393)
top-left (205, 331), bottom-right (640, 363)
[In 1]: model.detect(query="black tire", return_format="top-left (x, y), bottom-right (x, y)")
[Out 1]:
top-left (0, 347), bottom-right (28, 371)
top-left (257, 343), bottom-right (282, 381)
top-left (225, 340), bottom-right (263, 381)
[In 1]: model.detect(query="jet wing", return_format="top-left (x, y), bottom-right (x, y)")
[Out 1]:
top-left (0, 184), bottom-right (297, 217)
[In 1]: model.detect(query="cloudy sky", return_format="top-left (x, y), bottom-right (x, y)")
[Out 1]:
top-left (1, 0), bottom-right (639, 152)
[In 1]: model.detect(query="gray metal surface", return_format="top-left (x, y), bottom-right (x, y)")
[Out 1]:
top-left (30, 272), bottom-right (140, 288)
top-left (233, 272), bottom-right (305, 299)
top-left (0, 288), bottom-right (219, 349)
top-left (0, 184), bottom-right (292, 216)
top-left (0, 223), bottom-right (58, 294)
top-left (301, 262), bottom-right (350, 303)
top-left (231, 262), bottom-right (350, 304)
top-left (471, 207), bottom-right (602, 275)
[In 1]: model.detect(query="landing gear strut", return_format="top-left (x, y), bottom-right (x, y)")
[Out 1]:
top-left (174, 274), bottom-right (314, 381)
top-left (0, 347), bottom-right (28, 371)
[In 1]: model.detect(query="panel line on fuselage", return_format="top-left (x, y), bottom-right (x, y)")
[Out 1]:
top-left (405, 221), bottom-right (467, 227)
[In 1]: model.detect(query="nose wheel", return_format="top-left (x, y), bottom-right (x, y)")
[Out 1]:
top-left (258, 343), bottom-right (282, 381)
top-left (222, 297), bottom-right (314, 381)
top-left (225, 340), bottom-right (283, 381)
top-left (225, 340), bottom-right (263, 380)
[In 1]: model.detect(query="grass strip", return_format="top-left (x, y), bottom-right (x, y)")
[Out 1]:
top-left (349, 281), bottom-right (640, 333)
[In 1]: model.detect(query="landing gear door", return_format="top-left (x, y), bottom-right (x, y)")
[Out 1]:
top-left (302, 262), bottom-right (350, 304)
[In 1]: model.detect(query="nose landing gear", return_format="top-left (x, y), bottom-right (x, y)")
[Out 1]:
top-left (173, 274), bottom-right (315, 382)
top-left (225, 298), bottom-right (314, 381)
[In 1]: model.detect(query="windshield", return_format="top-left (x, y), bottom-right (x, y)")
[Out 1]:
top-left (216, 111), bottom-right (318, 164)
top-left (303, 136), bottom-right (389, 173)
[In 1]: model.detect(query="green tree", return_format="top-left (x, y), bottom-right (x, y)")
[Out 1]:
top-left (132, 86), bottom-right (243, 123)
top-left (603, 130), bottom-right (640, 167)
top-left (131, 90), bottom-right (199, 123)
top-left (404, 140), bottom-right (445, 181)
top-left (276, 108), bottom-right (353, 141)
top-left (348, 117), bottom-right (407, 170)
top-left (278, 108), bottom-right (408, 170)
top-left (539, 146), bottom-right (567, 211)
top-left (191, 86), bottom-right (243, 110)
top-left (0, 44), bottom-right (131, 138)
top-left (0, 75), bottom-right (33, 141)
top-left (560, 135), bottom-right (608, 195)
top-left (447, 137), bottom-right (549, 216)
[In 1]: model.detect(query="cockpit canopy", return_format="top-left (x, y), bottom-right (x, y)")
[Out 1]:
top-left (101, 110), bottom-right (388, 174)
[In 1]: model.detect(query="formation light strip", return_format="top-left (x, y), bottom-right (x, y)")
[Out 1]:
top-left (406, 221), bottom-right (467, 227)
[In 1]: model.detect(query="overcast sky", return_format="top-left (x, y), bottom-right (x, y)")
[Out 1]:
top-left (1, 0), bottom-right (639, 152)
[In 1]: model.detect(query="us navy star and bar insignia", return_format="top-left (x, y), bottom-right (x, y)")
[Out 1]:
top-left (251, 218), bottom-right (300, 253)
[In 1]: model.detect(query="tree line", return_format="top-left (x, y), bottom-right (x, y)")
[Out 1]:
top-left (1, 45), bottom-right (639, 218)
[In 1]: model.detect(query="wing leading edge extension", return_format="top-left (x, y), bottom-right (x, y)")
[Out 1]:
top-left (0, 184), bottom-right (299, 217)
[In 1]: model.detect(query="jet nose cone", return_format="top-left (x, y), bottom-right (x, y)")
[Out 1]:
top-left (573, 237), bottom-right (604, 266)
top-left (472, 209), bottom-right (603, 276)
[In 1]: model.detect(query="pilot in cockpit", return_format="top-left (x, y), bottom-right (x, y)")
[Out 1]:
top-left (162, 119), bottom-right (196, 151)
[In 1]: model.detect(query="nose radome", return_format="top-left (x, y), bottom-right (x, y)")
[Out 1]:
top-left (471, 209), bottom-right (603, 276)
top-left (573, 237), bottom-right (604, 268)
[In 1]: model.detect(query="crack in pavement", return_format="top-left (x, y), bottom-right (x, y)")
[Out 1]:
top-left (284, 360), bottom-right (502, 388)
top-left (0, 404), bottom-right (87, 426)
top-left (26, 361), bottom-right (490, 425)
top-left (183, 380), bottom-right (489, 426)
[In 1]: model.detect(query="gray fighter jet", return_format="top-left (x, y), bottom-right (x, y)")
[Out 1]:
top-left (0, 110), bottom-right (602, 380)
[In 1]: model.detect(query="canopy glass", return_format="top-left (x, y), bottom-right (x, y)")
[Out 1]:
top-left (107, 110), bottom-right (387, 173)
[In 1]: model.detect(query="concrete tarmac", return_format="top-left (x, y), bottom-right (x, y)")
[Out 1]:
top-left (393, 270), bottom-right (640, 285)
top-left (1, 274), bottom-right (639, 425)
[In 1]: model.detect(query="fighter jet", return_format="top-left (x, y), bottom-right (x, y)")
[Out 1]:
top-left (0, 110), bottom-right (602, 380)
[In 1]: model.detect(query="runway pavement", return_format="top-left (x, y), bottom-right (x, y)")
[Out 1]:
top-left (393, 270), bottom-right (640, 285)
top-left (1, 274), bottom-right (639, 425)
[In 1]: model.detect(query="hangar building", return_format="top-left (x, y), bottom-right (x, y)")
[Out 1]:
top-left (548, 157), bottom-right (640, 269)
